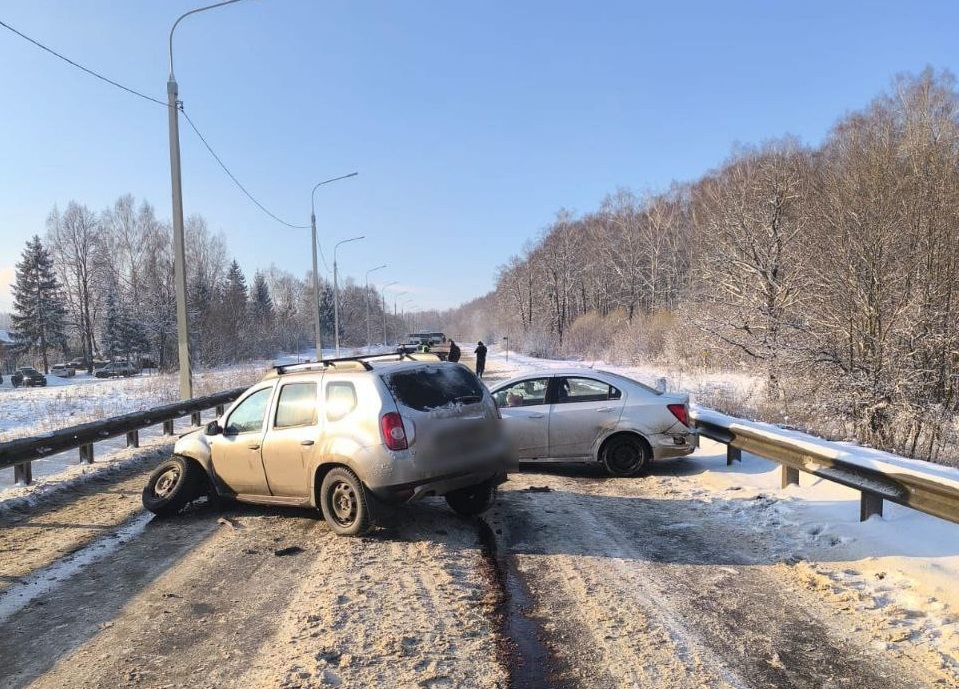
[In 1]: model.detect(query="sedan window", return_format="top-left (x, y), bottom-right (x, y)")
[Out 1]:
top-left (556, 377), bottom-right (620, 404)
top-left (492, 378), bottom-right (551, 407)
top-left (225, 387), bottom-right (273, 435)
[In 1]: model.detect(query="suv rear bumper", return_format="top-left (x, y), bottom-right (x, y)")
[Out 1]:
top-left (371, 468), bottom-right (508, 505)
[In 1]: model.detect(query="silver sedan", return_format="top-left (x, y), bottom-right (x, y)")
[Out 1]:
top-left (490, 369), bottom-right (697, 476)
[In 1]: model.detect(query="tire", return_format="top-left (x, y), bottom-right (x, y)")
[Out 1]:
top-left (12, 379), bottom-right (19, 388)
top-left (142, 455), bottom-right (206, 517)
top-left (601, 434), bottom-right (650, 477)
top-left (319, 468), bottom-right (374, 536)
top-left (445, 480), bottom-right (497, 516)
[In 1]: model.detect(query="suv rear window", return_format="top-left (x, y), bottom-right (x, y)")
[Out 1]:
top-left (384, 366), bottom-right (485, 411)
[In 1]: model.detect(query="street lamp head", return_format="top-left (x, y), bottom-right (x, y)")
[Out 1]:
top-left (311, 171), bottom-right (359, 214)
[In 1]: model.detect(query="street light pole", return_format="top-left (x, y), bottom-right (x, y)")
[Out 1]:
top-left (311, 172), bottom-right (358, 361)
top-left (167, 0), bottom-right (246, 400)
top-left (333, 235), bottom-right (364, 356)
top-left (364, 264), bottom-right (387, 353)
top-left (380, 281), bottom-right (398, 347)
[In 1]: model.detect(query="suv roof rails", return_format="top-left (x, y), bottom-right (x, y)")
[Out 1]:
top-left (270, 352), bottom-right (443, 377)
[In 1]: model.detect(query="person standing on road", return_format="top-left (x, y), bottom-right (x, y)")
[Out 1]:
top-left (448, 339), bottom-right (461, 363)
top-left (474, 341), bottom-right (487, 378)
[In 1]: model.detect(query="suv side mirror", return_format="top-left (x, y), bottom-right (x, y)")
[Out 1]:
top-left (205, 420), bottom-right (223, 436)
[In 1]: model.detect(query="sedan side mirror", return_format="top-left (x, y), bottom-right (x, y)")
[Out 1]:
top-left (205, 420), bottom-right (223, 436)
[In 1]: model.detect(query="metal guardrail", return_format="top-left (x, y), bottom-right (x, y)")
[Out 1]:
top-left (1, 387), bottom-right (246, 485)
top-left (691, 409), bottom-right (959, 525)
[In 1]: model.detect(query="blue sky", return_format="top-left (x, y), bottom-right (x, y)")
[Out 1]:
top-left (1, 1), bottom-right (957, 313)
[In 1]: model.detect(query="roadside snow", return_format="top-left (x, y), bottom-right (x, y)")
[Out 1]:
top-left (486, 348), bottom-right (959, 671)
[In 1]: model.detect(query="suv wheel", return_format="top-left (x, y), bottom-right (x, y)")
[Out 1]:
top-left (320, 468), bottom-right (374, 536)
top-left (142, 456), bottom-right (206, 517)
top-left (445, 480), bottom-right (497, 516)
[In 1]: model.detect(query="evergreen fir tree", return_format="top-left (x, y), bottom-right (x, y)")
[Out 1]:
top-left (11, 235), bottom-right (66, 373)
top-left (250, 271), bottom-right (273, 322)
top-left (101, 290), bottom-right (124, 360)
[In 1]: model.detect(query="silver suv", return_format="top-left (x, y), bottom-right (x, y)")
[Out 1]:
top-left (142, 355), bottom-right (511, 535)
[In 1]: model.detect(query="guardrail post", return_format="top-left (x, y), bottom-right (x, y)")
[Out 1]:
top-left (781, 466), bottom-right (800, 488)
top-left (860, 492), bottom-right (883, 521)
top-left (726, 446), bottom-right (741, 466)
top-left (215, 404), bottom-right (225, 416)
top-left (126, 430), bottom-right (139, 448)
top-left (163, 420), bottom-right (175, 435)
top-left (79, 444), bottom-right (94, 464)
top-left (13, 461), bottom-right (32, 485)
top-left (190, 412), bottom-right (202, 427)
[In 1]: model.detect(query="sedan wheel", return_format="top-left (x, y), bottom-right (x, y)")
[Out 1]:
top-left (601, 435), bottom-right (649, 477)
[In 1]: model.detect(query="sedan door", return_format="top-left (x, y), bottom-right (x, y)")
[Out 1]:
top-left (210, 386), bottom-right (274, 496)
top-left (491, 377), bottom-right (551, 460)
top-left (547, 376), bottom-right (625, 459)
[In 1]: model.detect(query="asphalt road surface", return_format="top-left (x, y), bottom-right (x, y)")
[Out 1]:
top-left (0, 448), bottom-right (952, 689)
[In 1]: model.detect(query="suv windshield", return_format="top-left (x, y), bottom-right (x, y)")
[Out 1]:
top-left (384, 366), bottom-right (485, 411)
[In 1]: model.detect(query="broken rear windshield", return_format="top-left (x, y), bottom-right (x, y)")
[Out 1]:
top-left (384, 366), bottom-right (485, 411)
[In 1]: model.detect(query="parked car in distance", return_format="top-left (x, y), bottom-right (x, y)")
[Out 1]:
top-left (489, 369), bottom-right (697, 477)
top-left (94, 361), bottom-right (140, 378)
top-left (51, 363), bottom-right (76, 377)
top-left (11, 366), bottom-right (47, 388)
top-left (142, 354), bottom-right (512, 536)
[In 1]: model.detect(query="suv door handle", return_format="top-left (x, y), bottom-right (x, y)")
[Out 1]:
top-left (596, 407), bottom-right (612, 412)
top-left (300, 440), bottom-right (315, 446)
top-left (527, 413), bottom-right (545, 419)
top-left (247, 443), bottom-right (260, 450)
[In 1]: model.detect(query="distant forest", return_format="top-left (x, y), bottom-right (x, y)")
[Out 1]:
top-left (433, 69), bottom-right (959, 465)
top-left (8, 199), bottom-right (406, 371)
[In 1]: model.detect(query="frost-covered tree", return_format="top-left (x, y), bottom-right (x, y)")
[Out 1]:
top-left (11, 235), bottom-right (66, 373)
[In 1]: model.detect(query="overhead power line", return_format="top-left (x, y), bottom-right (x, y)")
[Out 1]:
top-left (180, 109), bottom-right (309, 229)
top-left (0, 18), bottom-right (167, 107)
top-left (0, 17), bottom-right (308, 230)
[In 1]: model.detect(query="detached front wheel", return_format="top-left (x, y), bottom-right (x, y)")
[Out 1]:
top-left (320, 468), bottom-right (374, 536)
top-left (445, 480), bottom-right (497, 516)
top-left (142, 455), bottom-right (206, 517)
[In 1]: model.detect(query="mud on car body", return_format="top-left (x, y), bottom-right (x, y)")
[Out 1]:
top-left (142, 354), bottom-right (511, 535)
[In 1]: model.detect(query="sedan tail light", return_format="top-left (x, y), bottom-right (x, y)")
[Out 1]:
top-left (667, 403), bottom-right (689, 427)
top-left (380, 412), bottom-right (409, 451)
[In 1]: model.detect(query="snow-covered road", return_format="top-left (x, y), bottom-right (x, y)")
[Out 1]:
top-left (0, 351), bottom-right (957, 687)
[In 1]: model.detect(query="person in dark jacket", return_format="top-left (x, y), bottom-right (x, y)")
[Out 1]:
top-left (474, 341), bottom-right (488, 378)
top-left (447, 339), bottom-right (461, 362)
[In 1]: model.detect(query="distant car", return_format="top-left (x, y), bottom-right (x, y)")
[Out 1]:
top-left (67, 358), bottom-right (87, 369)
top-left (489, 369), bottom-right (697, 476)
top-left (11, 367), bottom-right (47, 388)
top-left (94, 361), bottom-right (139, 378)
top-left (51, 363), bottom-right (76, 377)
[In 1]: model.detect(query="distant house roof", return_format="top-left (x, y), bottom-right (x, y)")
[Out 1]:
top-left (0, 330), bottom-right (16, 345)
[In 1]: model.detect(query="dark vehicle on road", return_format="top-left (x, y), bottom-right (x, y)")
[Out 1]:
top-left (142, 353), bottom-right (512, 536)
top-left (11, 367), bottom-right (47, 387)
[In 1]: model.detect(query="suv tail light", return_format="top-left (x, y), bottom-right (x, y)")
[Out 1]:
top-left (380, 412), bottom-right (409, 451)
top-left (667, 403), bottom-right (689, 427)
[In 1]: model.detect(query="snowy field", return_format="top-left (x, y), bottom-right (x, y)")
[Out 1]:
top-left (1, 347), bottom-right (958, 681)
